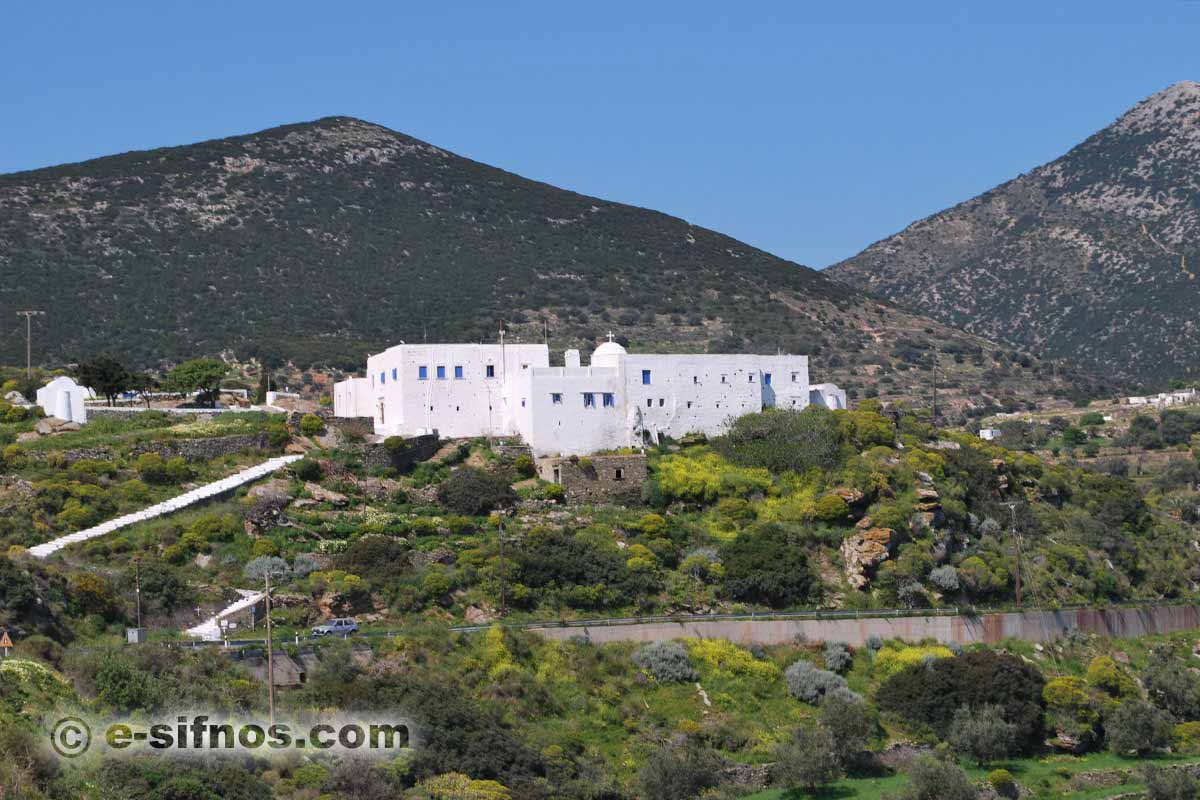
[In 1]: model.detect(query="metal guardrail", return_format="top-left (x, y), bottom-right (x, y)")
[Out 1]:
top-left (140, 599), bottom-right (1200, 652)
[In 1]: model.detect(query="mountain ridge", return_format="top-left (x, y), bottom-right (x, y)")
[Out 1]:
top-left (828, 81), bottom-right (1200, 386)
top-left (0, 115), bottom-right (1101, 408)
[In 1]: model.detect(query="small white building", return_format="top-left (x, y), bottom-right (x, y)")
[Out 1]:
top-left (334, 337), bottom-right (844, 456)
top-left (1126, 389), bottom-right (1198, 408)
top-left (979, 428), bottom-right (1002, 441)
top-left (36, 376), bottom-right (88, 424)
top-left (809, 383), bottom-right (847, 410)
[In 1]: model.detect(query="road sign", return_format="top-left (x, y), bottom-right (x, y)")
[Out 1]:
top-left (0, 630), bottom-right (12, 656)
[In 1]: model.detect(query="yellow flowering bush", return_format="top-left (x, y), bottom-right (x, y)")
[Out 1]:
top-left (872, 644), bottom-right (954, 680)
top-left (687, 638), bottom-right (780, 683)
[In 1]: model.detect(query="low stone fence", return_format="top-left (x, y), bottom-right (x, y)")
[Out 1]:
top-left (529, 604), bottom-right (1200, 646)
top-left (130, 433), bottom-right (272, 463)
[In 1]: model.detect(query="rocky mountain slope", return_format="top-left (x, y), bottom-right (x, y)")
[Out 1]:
top-left (0, 117), bottom-right (1100, 406)
top-left (829, 81), bottom-right (1200, 387)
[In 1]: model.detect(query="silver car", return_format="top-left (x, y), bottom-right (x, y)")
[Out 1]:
top-left (311, 617), bottom-right (359, 637)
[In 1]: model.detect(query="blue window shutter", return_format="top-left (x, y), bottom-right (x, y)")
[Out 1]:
top-left (380, 372), bottom-right (386, 385)
top-left (642, 369), bottom-right (651, 385)
top-left (486, 365), bottom-right (495, 378)
top-left (418, 366), bottom-right (427, 380)
top-left (436, 365), bottom-right (446, 380)
top-left (454, 365), bottom-right (464, 379)
top-left (392, 368), bottom-right (397, 381)
top-left (764, 373), bottom-right (772, 385)
top-left (603, 393), bottom-right (614, 407)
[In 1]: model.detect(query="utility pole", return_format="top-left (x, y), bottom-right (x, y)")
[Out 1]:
top-left (134, 558), bottom-right (142, 629)
top-left (1005, 502), bottom-right (1021, 607)
top-left (264, 571), bottom-right (275, 725)
top-left (930, 346), bottom-right (940, 429)
top-left (497, 511), bottom-right (507, 615)
top-left (16, 310), bottom-right (44, 380)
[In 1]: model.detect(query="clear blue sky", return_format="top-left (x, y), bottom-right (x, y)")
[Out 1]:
top-left (4, 1), bottom-right (1198, 267)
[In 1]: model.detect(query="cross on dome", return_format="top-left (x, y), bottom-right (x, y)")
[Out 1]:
top-left (606, 331), bottom-right (615, 342)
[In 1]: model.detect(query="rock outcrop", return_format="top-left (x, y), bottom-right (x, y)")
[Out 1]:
top-left (841, 527), bottom-right (897, 589)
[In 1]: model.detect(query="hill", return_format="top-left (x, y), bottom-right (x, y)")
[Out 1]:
top-left (0, 117), bottom-right (1101, 408)
top-left (828, 81), bottom-right (1200, 387)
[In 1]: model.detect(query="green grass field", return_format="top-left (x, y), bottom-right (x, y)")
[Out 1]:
top-left (746, 751), bottom-right (1200, 799)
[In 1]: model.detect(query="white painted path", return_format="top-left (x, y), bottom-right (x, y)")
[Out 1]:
top-left (27, 455), bottom-right (303, 558)
top-left (186, 589), bottom-right (264, 641)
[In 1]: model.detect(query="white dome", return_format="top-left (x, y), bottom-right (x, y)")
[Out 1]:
top-left (590, 340), bottom-right (627, 367)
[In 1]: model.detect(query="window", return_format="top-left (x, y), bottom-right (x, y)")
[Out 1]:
top-left (658, 398), bottom-right (664, 407)
top-left (552, 466), bottom-right (561, 483)
top-left (642, 369), bottom-right (652, 385)
top-left (583, 393), bottom-right (595, 408)
top-left (521, 398), bottom-right (526, 407)
top-left (485, 364), bottom-right (495, 378)
top-left (687, 401), bottom-right (693, 409)
top-left (764, 373), bottom-right (772, 386)
top-left (748, 373), bottom-right (755, 383)
top-left (693, 376), bottom-right (699, 384)
top-left (614, 467), bottom-right (625, 481)
top-left (551, 393), bottom-right (563, 405)
top-left (380, 372), bottom-right (386, 385)
top-left (721, 374), bottom-right (727, 384)
top-left (791, 372), bottom-right (799, 383)
top-left (603, 392), bottom-right (614, 407)
top-left (436, 365), bottom-right (446, 380)
top-left (392, 368), bottom-right (397, 381)
top-left (521, 363), bottom-right (529, 370)
top-left (646, 398), bottom-right (652, 408)
top-left (418, 366), bottom-right (428, 381)
top-left (454, 365), bottom-right (464, 379)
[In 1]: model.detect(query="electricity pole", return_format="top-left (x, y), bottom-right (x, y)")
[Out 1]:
top-left (497, 511), bottom-right (507, 615)
top-left (134, 558), bottom-right (142, 628)
top-left (1005, 502), bottom-right (1021, 607)
top-left (264, 571), bottom-right (276, 725)
top-left (930, 346), bottom-right (940, 429)
top-left (16, 310), bottom-right (44, 379)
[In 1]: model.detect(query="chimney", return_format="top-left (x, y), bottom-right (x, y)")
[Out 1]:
top-left (564, 349), bottom-right (581, 368)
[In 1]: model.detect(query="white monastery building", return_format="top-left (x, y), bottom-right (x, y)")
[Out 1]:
top-left (334, 337), bottom-right (846, 456)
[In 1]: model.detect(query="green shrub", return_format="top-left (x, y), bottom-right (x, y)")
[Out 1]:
top-left (714, 407), bottom-right (841, 474)
top-left (1108, 699), bottom-right (1173, 756)
top-left (721, 523), bottom-right (818, 608)
top-left (266, 423), bottom-right (291, 448)
top-left (299, 414), bottom-right (326, 437)
top-left (293, 458), bottom-right (323, 482)
top-left (785, 660), bottom-right (849, 704)
top-left (876, 650), bottom-right (1045, 751)
top-left (136, 453), bottom-right (191, 485)
top-left (384, 435), bottom-right (407, 454)
top-left (988, 768), bottom-right (1017, 797)
top-left (823, 641), bottom-right (852, 673)
top-left (437, 467), bottom-right (516, 516)
top-left (513, 453), bottom-right (535, 478)
top-left (814, 493), bottom-right (850, 523)
top-left (633, 641), bottom-right (698, 683)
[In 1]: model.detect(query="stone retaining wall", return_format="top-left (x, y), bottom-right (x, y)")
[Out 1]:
top-left (130, 433), bottom-right (272, 463)
top-left (359, 434), bottom-right (441, 473)
top-left (531, 605), bottom-right (1200, 646)
top-left (535, 454), bottom-right (648, 504)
